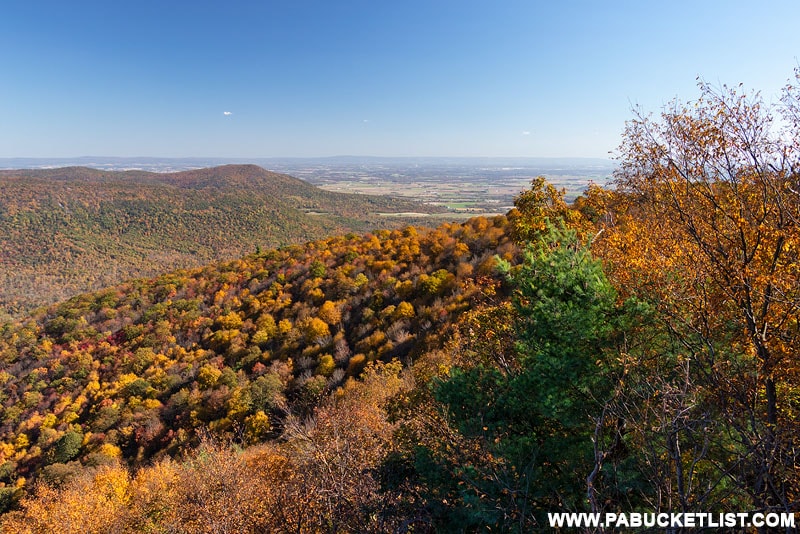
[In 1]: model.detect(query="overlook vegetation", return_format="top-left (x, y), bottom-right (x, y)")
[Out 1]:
top-left (0, 215), bottom-right (515, 520)
top-left (0, 164), bottom-right (444, 317)
top-left (2, 76), bottom-right (800, 532)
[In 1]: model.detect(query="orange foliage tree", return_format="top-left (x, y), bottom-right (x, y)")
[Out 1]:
top-left (599, 77), bottom-right (800, 512)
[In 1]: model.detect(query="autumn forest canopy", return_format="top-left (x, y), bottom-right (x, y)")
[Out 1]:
top-left (2, 73), bottom-right (800, 532)
top-left (0, 164), bottom-right (444, 318)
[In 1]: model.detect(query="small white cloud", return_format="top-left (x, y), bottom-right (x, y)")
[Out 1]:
top-left (521, 131), bottom-right (530, 136)
top-left (223, 111), bottom-right (233, 116)
top-left (363, 119), bottom-right (370, 123)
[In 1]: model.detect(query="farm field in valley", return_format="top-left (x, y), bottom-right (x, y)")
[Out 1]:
top-left (270, 157), bottom-right (615, 216)
top-left (1, 156), bottom-right (616, 218)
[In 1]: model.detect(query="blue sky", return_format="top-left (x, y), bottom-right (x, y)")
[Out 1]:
top-left (1, 0), bottom-right (799, 159)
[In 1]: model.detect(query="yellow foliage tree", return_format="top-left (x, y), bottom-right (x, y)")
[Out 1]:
top-left (302, 317), bottom-right (330, 344)
top-left (317, 300), bottom-right (341, 326)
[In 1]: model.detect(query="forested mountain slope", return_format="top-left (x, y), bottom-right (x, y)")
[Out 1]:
top-left (0, 215), bottom-right (513, 512)
top-left (4, 77), bottom-right (800, 533)
top-left (0, 164), bottom-right (444, 316)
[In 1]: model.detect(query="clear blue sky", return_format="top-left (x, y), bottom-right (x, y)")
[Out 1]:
top-left (1, 0), bottom-right (799, 159)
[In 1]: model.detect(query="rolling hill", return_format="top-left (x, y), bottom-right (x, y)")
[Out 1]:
top-left (0, 164), bottom-right (445, 316)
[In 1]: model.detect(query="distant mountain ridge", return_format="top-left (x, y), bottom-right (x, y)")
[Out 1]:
top-left (0, 164), bottom-right (319, 186)
top-left (0, 164), bottom-right (444, 316)
top-left (0, 156), bottom-right (617, 171)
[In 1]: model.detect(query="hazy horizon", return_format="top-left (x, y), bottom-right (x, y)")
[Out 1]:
top-left (0, 155), bottom-right (617, 172)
